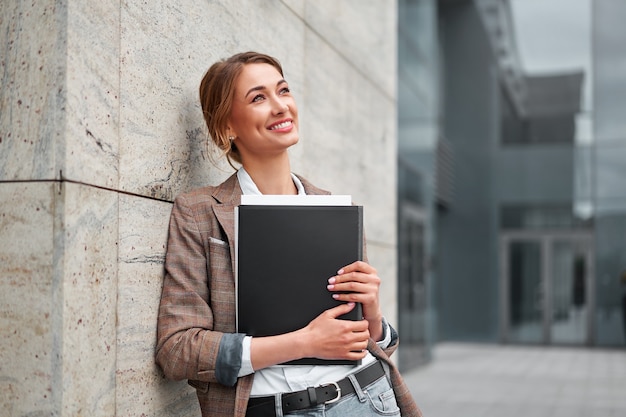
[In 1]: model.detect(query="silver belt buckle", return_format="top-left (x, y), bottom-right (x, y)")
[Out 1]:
top-left (320, 381), bottom-right (341, 404)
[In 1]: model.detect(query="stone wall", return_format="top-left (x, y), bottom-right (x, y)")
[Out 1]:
top-left (0, 1), bottom-right (398, 415)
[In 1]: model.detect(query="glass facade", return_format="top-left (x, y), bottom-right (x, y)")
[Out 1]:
top-left (397, 0), bottom-right (625, 370)
top-left (397, 0), bottom-right (440, 371)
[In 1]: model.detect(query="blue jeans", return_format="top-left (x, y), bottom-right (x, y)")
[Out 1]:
top-left (276, 376), bottom-right (401, 417)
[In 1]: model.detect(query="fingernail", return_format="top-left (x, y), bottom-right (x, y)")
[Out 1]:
top-left (327, 284), bottom-right (334, 290)
top-left (337, 269), bottom-right (344, 274)
top-left (328, 277), bottom-right (335, 284)
top-left (333, 294), bottom-right (339, 299)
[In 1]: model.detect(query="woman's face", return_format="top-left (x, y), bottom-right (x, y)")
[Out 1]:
top-left (228, 63), bottom-right (299, 162)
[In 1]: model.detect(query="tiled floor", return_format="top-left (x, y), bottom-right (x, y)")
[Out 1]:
top-left (402, 342), bottom-right (626, 417)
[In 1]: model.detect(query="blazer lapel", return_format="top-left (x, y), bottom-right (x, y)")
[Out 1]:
top-left (212, 173), bottom-right (242, 275)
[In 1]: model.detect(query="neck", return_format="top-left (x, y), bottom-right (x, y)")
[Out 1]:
top-left (242, 153), bottom-right (297, 195)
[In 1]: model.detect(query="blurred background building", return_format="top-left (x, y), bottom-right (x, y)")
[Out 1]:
top-left (397, 0), bottom-right (626, 371)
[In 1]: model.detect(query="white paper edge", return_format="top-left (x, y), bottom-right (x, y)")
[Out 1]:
top-left (240, 194), bottom-right (352, 206)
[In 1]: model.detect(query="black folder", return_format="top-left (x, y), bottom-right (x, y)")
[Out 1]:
top-left (236, 204), bottom-right (363, 365)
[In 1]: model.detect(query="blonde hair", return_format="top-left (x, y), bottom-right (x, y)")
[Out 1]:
top-left (199, 51), bottom-right (284, 167)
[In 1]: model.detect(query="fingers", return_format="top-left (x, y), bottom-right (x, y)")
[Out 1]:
top-left (336, 260), bottom-right (376, 276)
top-left (327, 262), bottom-right (382, 337)
top-left (324, 325), bottom-right (370, 358)
top-left (330, 261), bottom-right (380, 287)
top-left (305, 307), bottom-right (370, 360)
top-left (325, 301), bottom-right (357, 319)
top-left (327, 262), bottom-right (381, 304)
top-left (316, 305), bottom-right (369, 333)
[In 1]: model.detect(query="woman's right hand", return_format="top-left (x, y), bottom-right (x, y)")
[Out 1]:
top-left (249, 302), bottom-right (369, 370)
top-left (299, 302), bottom-right (370, 361)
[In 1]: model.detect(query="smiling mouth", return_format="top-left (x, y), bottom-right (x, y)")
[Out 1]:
top-left (269, 120), bottom-right (292, 130)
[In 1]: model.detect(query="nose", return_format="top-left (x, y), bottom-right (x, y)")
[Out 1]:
top-left (272, 96), bottom-right (289, 114)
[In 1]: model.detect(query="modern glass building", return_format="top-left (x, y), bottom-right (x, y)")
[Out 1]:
top-left (397, 0), bottom-right (626, 371)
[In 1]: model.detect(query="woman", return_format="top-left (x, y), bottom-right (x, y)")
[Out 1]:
top-left (155, 51), bottom-right (422, 417)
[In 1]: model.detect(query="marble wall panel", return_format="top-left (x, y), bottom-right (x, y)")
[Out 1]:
top-left (118, 0), bottom-right (306, 201)
top-left (0, 0), bottom-right (66, 181)
top-left (63, 0), bottom-right (120, 188)
top-left (282, 0), bottom-right (306, 18)
top-left (60, 182), bottom-right (119, 416)
top-left (0, 183), bottom-right (58, 416)
top-left (303, 0), bottom-right (398, 98)
top-left (116, 194), bottom-right (200, 416)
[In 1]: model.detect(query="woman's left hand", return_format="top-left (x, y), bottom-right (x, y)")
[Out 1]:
top-left (327, 261), bottom-right (383, 341)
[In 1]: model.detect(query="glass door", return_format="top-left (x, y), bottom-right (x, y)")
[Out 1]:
top-left (506, 240), bottom-right (544, 343)
top-left (501, 232), bottom-right (593, 345)
top-left (550, 239), bottom-right (592, 344)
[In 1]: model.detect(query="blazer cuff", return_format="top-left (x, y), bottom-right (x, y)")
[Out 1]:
top-left (387, 318), bottom-right (399, 347)
top-left (215, 333), bottom-right (245, 386)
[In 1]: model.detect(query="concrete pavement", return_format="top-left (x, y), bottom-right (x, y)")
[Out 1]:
top-left (401, 342), bottom-right (626, 417)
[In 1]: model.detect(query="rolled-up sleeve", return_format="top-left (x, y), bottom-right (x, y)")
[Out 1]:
top-left (215, 333), bottom-right (246, 386)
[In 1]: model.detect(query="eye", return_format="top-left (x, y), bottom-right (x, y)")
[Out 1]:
top-left (251, 94), bottom-right (265, 103)
top-left (279, 87), bottom-right (291, 95)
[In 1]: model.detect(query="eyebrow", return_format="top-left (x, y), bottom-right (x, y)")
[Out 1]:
top-left (245, 79), bottom-right (288, 98)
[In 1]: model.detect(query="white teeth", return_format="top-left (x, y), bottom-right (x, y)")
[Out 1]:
top-left (270, 121), bottom-right (291, 130)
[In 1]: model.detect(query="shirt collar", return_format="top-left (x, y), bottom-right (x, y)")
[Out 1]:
top-left (237, 167), bottom-right (306, 196)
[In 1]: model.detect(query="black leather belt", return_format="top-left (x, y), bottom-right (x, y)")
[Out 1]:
top-left (246, 360), bottom-right (386, 417)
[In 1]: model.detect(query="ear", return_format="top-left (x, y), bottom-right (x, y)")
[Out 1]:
top-left (225, 127), bottom-right (233, 140)
top-left (225, 121), bottom-right (234, 138)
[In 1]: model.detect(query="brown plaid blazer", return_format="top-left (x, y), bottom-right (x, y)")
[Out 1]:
top-left (155, 173), bottom-right (423, 417)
